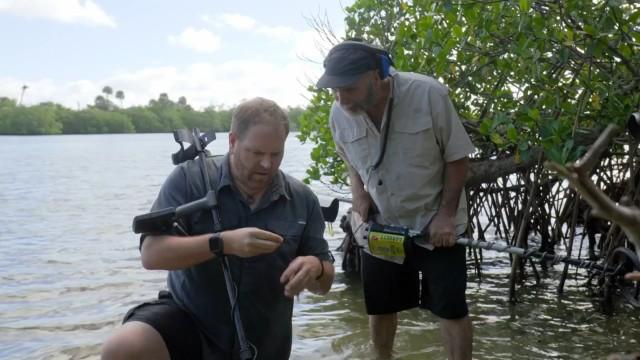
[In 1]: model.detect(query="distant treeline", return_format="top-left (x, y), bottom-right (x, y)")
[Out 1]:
top-left (0, 89), bottom-right (305, 135)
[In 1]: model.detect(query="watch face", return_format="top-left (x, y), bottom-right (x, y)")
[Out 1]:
top-left (209, 234), bottom-right (223, 255)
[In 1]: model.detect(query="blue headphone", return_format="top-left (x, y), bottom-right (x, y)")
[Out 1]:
top-left (379, 53), bottom-right (392, 78)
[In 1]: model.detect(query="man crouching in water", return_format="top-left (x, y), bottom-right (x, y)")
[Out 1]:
top-left (102, 97), bottom-right (335, 359)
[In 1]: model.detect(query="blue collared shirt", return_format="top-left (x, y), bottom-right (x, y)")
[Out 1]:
top-left (148, 154), bottom-right (332, 359)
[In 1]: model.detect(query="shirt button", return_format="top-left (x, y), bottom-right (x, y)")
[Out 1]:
top-left (378, 179), bottom-right (383, 186)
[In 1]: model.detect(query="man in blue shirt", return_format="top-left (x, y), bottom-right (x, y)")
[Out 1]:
top-left (101, 97), bottom-right (335, 359)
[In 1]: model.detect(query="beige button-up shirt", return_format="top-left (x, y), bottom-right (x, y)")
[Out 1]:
top-left (330, 71), bottom-right (475, 235)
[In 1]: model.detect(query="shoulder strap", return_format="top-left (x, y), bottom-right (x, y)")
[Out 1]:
top-left (205, 154), bottom-right (225, 192)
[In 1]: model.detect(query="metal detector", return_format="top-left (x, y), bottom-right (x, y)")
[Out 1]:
top-left (133, 128), bottom-right (254, 360)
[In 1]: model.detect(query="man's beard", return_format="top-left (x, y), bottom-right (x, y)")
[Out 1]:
top-left (339, 79), bottom-right (375, 117)
top-left (340, 105), bottom-right (365, 117)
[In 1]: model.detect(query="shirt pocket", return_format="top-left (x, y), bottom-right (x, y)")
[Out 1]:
top-left (335, 126), bottom-right (369, 172)
top-left (249, 220), bottom-right (306, 266)
top-left (392, 116), bottom-right (440, 166)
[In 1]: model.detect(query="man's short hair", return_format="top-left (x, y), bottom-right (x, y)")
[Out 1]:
top-left (231, 97), bottom-right (289, 140)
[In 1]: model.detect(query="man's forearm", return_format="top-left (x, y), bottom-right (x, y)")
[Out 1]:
top-left (439, 157), bottom-right (469, 217)
top-left (348, 165), bottom-right (366, 198)
top-left (141, 234), bottom-right (213, 270)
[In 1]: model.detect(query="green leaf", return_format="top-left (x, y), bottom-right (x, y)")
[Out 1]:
top-left (518, 141), bottom-right (529, 152)
top-left (452, 25), bottom-right (463, 38)
top-left (479, 119), bottom-right (492, 135)
top-left (507, 126), bottom-right (518, 142)
top-left (630, 10), bottom-right (640, 25)
top-left (528, 108), bottom-right (541, 120)
top-left (490, 132), bottom-right (505, 145)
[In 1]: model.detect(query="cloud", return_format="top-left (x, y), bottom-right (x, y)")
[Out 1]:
top-left (219, 13), bottom-right (256, 30)
top-left (201, 13), bottom-right (295, 41)
top-left (202, 11), bottom-right (339, 49)
top-left (256, 25), bottom-right (296, 41)
top-left (0, 9), bottom-right (348, 111)
top-left (168, 27), bottom-right (221, 53)
top-left (0, 57), bottom-right (323, 111)
top-left (290, 30), bottom-right (332, 59)
top-left (0, 0), bottom-right (117, 28)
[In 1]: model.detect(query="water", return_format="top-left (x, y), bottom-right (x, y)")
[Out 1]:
top-left (0, 134), bottom-right (638, 359)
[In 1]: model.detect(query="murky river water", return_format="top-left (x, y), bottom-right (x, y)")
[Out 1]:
top-left (1, 134), bottom-right (638, 359)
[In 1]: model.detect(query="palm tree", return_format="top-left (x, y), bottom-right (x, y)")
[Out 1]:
top-left (102, 86), bottom-right (113, 100)
top-left (19, 84), bottom-right (28, 105)
top-left (159, 93), bottom-right (170, 104)
top-left (94, 95), bottom-right (109, 110)
top-left (115, 90), bottom-right (125, 107)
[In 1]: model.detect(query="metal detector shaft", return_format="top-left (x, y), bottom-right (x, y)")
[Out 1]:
top-left (218, 256), bottom-right (251, 359)
top-left (400, 226), bottom-right (616, 274)
top-left (132, 191), bottom-right (217, 234)
top-left (175, 191), bottom-right (216, 217)
top-left (190, 128), bottom-right (253, 360)
top-left (456, 238), bottom-right (614, 274)
top-left (336, 196), bottom-right (626, 277)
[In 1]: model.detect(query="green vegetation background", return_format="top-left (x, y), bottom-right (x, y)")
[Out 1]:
top-left (0, 89), bottom-right (305, 135)
top-left (298, 0), bottom-right (640, 185)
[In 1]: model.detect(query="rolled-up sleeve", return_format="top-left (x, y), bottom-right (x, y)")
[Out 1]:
top-left (430, 87), bottom-right (475, 162)
top-left (298, 191), bottom-right (334, 263)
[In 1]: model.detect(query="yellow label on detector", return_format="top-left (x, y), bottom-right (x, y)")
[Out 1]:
top-left (368, 230), bottom-right (405, 257)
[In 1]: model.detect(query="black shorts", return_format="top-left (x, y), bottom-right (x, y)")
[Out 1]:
top-left (360, 241), bottom-right (468, 319)
top-left (123, 291), bottom-right (226, 360)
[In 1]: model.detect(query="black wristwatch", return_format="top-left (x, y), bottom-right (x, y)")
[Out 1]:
top-left (208, 232), bottom-right (224, 257)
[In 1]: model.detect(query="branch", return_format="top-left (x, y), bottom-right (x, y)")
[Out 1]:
top-left (545, 124), bottom-right (640, 253)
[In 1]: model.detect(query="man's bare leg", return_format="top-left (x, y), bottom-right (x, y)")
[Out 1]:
top-left (439, 315), bottom-right (473, 360)
top-left (101, 321), bottom-right (170, 360)
top-left (369, 313), bottom-right (398, 359)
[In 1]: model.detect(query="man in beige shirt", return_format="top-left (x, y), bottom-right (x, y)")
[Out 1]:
top-left (317, 40), bottom-right (475, 360)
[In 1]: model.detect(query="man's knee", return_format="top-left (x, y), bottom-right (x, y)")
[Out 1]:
top-left (369, 313), bottom-right (398, 342)
top-left (101, 331), bottom-right (139, 360)
top-left (369, 313), bottom-right (397, 327)
top-left (101, 322), bottom-right (168, 360)
top-left (439, 315), bottom-right (473, 338)
top-left (440, 315), bottom-right (471, 325)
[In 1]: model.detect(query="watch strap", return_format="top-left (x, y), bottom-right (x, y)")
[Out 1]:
top-left (208, 232), bottom-right (224, 257)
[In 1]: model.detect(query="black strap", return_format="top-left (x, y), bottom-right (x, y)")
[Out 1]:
top-left (371, 96), bottom-right (394, 170)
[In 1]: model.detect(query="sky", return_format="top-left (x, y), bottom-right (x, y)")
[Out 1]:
top-left (0, 0), bottom-right (354, 110)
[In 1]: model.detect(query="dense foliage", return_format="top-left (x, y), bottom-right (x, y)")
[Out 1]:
top-left (298, 0), bottom-right (640, 185)
top-left (0, 91), bottom-right (305, 135)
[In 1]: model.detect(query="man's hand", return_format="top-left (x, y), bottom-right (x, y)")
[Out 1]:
top-left (625, 271), bottom-right (640, 281)
top-left (221, 228), bottom-right (283, 258)
top-left (279, 256), bottom-right (322, 298)
top-left (428, 212), bottom-right (456, 247)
